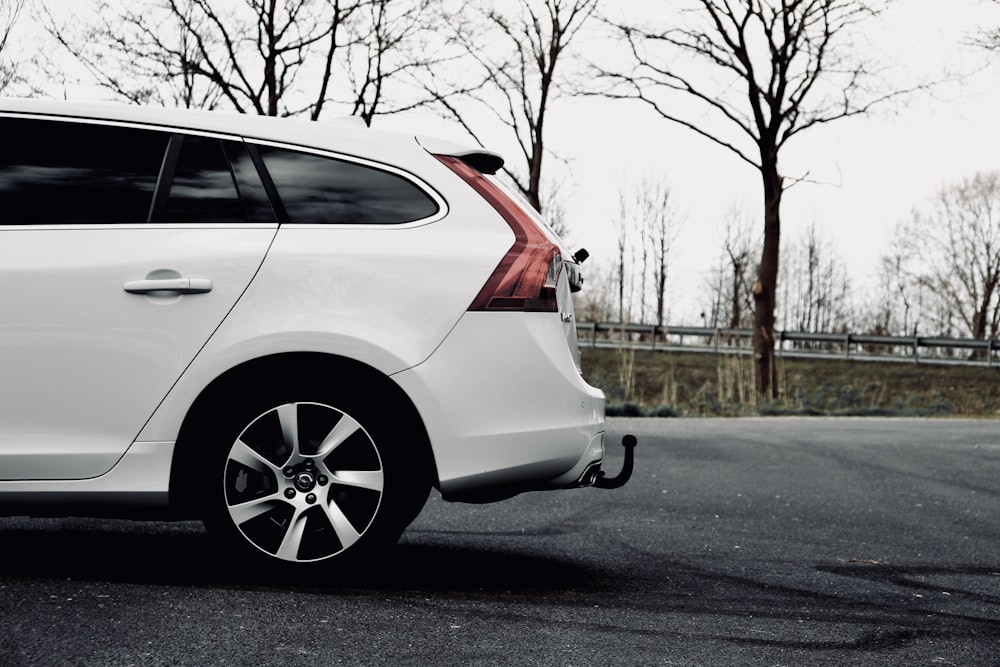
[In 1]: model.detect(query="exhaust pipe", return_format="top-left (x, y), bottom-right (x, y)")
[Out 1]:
top-left (592, 434), bottom-right (637, 489)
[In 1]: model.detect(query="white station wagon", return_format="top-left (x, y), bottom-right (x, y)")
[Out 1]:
top-left (0, 99), bottom-right (634, 569)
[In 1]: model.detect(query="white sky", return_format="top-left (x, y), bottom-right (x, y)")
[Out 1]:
top-left (571, 0), bottom-right (1000, 323)
top-left (572, 0), bottom-right (1000, 324)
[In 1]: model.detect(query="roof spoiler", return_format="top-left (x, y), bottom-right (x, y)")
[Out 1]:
top-left (416, 136), bottom-right (504, 175)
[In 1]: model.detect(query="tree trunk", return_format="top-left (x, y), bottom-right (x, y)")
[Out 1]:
top-left (753, 164), bottom-right (782, 399)
top-left (730, 259), bottom-right (742, 330)
top-left (526, 150), bottom-right (543, 213)
top-left (657, 260), bottom-right (666, 327)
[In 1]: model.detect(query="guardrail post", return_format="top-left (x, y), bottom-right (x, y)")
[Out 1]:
top-left (845, 333), bottom-right (851, 361)
top-left (590, 322), bottom-right (597, 348)
top-left (913, 337), bottom-right (920, 364)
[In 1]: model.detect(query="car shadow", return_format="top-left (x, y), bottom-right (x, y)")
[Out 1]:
top-left (3, 518), bottom-right (1000, 655)
top-left (0, 517), bottom-right (614, 596)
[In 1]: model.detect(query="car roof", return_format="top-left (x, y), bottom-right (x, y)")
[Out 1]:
top-left (0, 97), bottom-right (429, 164)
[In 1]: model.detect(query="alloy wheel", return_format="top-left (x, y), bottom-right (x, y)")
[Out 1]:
top-left (223, 402), bottom-right (384, 562)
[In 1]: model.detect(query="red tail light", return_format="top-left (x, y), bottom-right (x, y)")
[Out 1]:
top-left (435, 155), bottom-right (561, 312)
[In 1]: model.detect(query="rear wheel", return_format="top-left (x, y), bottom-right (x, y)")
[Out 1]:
top-left (203, 388), bottom-right (429, 569)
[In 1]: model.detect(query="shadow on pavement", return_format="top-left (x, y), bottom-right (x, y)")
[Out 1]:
top-left (0, 517), bottom-right (612, 596)
top-left (4, 517), bottom-right (1000, 658)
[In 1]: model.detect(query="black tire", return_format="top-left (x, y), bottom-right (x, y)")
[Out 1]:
top-left (200, 378), bottom-right (430, 571)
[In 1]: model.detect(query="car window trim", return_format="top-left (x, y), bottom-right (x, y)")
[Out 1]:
top-left (148, 133), bottom-right (184, 223)
top-left (244, 142), bottom-right (288, 224)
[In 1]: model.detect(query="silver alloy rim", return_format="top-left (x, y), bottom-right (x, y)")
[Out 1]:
top-left (223, 402), bottom-right (384, 562)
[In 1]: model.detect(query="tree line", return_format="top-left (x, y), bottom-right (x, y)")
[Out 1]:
top-left (576, 170), bottom-right (1000, 350)
top-left (1, 0), bottom-right (998, 394)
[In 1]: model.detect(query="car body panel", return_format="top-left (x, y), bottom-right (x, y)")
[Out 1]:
top-left (392, 311), bottom-right (605, 500)
top-left (0, 226), bottom-right (276, 480)
top-left (0, 441), bottom-right (173, 515)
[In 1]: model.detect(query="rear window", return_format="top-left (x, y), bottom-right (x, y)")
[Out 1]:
top-left (255, 144), bottom-right (438, 225)
top-left (0, 117), bottom-right (166, 225)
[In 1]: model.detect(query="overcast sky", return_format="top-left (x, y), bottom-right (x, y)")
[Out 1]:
top-left (572, 0), bottom-right (1000, 323)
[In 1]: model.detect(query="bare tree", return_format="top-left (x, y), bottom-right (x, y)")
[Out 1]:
top-left (861, 231), bottom-right (926, 336)
top-left (903, 171), bottom-right (1000, 341)
top-left (614, 192), bottom-right (633, 323)
top-left (972, 0), bottom-right (1000, 50)
top-left (572, 262), bottom-right (615, 322)
top-left (421, 0), bottom-right (599, 213)
top-left (705, 205), bottom-right (758, 330)
top-left (780, 223), bottom-right (853, 333)
top-left (342, 0), bottom-right (453, 124)
top-left (636, 181), bottom-right (680, 326)
top-left (40, 0), bottom-right (225, 108)
top-left (543, 197), bottom-right (572, 240)
top-left (539, 174), bottom-right (576, 239)
top-left (609, 178), bottom-right (681, 325)
top-left (41, 0), bottom-right (438, 121)
top-left (596, 1), bottom-right (916, 397)
top-left (0, 0), bottom-right (23, 93)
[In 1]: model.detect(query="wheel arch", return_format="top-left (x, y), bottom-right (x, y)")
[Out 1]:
top-left (167, 351), bottom-right (437, 517)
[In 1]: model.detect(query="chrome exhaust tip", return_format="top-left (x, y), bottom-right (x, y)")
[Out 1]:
top-left (577, 461), bottom-right (603, 487)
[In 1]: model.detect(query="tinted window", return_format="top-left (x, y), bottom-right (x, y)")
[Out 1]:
top-left (0, 117), bottom-right (167, 224)
top-left (224, 140), bottom-right (275, 223)
top-left (255, 144), bottom-right (438, 224)
top-left (163, 135), bottom-right (245, 223)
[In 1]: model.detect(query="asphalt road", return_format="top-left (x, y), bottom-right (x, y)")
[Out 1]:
top-left (1, 417), bottom-right (999, 666)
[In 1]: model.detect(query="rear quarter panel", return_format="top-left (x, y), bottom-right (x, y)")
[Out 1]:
top-left (137, 156), bottom-right (514, 442)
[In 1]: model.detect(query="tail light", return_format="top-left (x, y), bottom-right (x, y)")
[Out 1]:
top-left (435, 155), bottom-right (561, 312)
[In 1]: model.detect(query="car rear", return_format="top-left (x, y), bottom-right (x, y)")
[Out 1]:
top-left (392, 144), bottom-right (606, 503)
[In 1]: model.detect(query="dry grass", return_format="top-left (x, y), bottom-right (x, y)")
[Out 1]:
top-left (581, 348), bottom-right (1000, 417)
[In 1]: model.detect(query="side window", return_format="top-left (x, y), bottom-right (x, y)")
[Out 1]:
top-left (224, 140), bottom-right (275, 224)
top-left (0, 117), bottom-right (167, 225)
top-left (163, 135), bottom-right (245, 223)
top-left (254, 144), bottom-right (439, 224)
top-left (161, 136), bottom-right (275, 224)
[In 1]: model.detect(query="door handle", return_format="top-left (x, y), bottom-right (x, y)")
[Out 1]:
top-left (123, 277), bottom-right (213, 294)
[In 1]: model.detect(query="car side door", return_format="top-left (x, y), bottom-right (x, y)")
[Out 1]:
top-left (0, 116), bottom-right (277, 480)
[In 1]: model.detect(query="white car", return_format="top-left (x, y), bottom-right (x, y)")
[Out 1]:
top-left (0, 99), bottom-right (632, 569)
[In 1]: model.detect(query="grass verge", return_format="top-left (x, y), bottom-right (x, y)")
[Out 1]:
top-left (581, 347), bottom-right (1000, 418)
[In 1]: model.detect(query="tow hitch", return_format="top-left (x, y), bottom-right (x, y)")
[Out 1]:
top-left (592, 435), bottom-right (637, 489)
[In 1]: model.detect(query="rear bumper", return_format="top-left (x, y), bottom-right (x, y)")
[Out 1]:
top-left (392, 311), bottom-right (605, 502)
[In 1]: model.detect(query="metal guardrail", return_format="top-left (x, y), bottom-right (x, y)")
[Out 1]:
top-left (576, 322), bottom-right (1000, 368)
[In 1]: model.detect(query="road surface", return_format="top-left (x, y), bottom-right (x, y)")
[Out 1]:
top-left (1, 417), bottom-right (998, 665)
